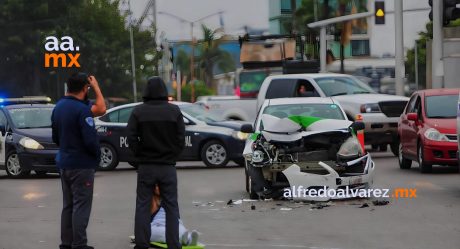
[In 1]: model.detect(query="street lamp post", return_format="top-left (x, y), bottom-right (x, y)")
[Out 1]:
top-left (158, 11), bottom-right (224, 102)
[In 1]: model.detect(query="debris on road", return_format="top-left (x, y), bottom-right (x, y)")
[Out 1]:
top-left (372, 200), bottom-right (390, 206)
top-left (359, 203), bottom-right (369, 208)
top-left (280, 207), bottom-right (292, 211)
top-left (311, 203), bottom-right (331, 209)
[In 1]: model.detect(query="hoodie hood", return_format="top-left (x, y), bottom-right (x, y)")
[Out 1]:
top-left (143, 77), bottom-right (168, 101)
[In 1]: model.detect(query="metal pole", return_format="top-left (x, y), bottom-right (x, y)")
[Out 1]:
top-left (177, 70), bottom-right (181, 101)
top-left (190, 23), bottom-right (195, 102)
top-left (394, 0), bottom-right (405, 96)
top-left (129, 0), bottom-right (137, 102)
top-left (432, 0), bottom-right (444, 88)
top-left (320, 27), bottom-right (327, 72)
top-left (414, 40), bottom-right (419, 90)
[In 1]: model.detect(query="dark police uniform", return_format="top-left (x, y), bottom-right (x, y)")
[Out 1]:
top-left (127, 77), bottom-right (185, 249)
top-left (52, 96), bottom-right (100, 249)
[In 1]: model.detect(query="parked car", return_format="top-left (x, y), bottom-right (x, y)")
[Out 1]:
top-left (398, 88), bottom-right (460, 173)
top-left (256, 73), bottom-right (409, 155)
top-left (458, 92), bottom-right (460, 167)
top-left (241, 97), bottom-right (375, 200)
top-left (0, 97), bottom-right (57, 178)
top-left (95, 102), bottom-right (248, 170)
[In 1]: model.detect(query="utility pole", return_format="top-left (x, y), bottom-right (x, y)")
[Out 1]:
top-left (129, 0), bottom-right (137, 102)
top-left (432, 0), bottom-right (444, 88)
top-left (394, 0), bottom-right (405, 96)
top-left (190, 23), bottom-right (195, 102)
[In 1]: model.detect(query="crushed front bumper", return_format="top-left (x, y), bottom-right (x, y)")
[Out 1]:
top-left (281, 154), bottom-right (375, 201)
top-left (18, 149), bottom-right (58, 172)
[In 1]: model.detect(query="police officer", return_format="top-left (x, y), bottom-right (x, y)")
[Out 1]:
top-left (127, 77), bottom-right (185, 249)
top-left (52, 72), bottom-right (105, 249)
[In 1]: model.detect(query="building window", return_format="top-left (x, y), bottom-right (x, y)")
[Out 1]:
top-left (351, 40), bottom-right (370, 56)
top-left (280, 0), bottom-right (292, 14)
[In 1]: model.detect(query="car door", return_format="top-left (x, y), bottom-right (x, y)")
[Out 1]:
top-left (406, 96), bottom-right (422, 157)
top-left (97, 107), bottom-right (134, 161)
top-left (0, 110), bottom-right (7, 165)
top-left (179, 116), bottom-right (199, 160)
top-left (400, 95), bottom-right (417, 154)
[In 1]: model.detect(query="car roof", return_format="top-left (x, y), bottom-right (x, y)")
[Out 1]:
top-left (266, 73), bottom-right (351, 80)
top-left (417, 88), bottom-right (460, 97)
top-left (103, 101), bottom-right (191, 113)
top-left (265, 97), bottom-right (337, 106)
top-left (2, 104), bottom-right (55, 110)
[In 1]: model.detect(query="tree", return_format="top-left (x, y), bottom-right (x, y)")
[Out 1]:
top-left (405, 22), bottom-right (432, 89)
top-left (197, 25), bottom-right (235, 89)
top-left (0, 0), bottom-right (160, 101)
top-left (294, 0), bottom-right (368, 65)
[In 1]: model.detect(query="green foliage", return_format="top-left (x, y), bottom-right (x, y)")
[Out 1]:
top-left (405, 21), bottom-right (460, 89)
top-left (197, 25), bottom-right (235, 88)
top-left (177, 81), bottom-right (215, 102)
top-left (0, 0), bottom-right (161, 101)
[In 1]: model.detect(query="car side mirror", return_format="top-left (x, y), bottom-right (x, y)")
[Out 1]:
top-left (0, 124), bottom-right (5, 136)
top-left (183, 117), bottom-right (191, 125)
top-left (407, 113), bottom-right (418, 121)
top-left (240, 124), bottom-right (254, 133)
top-left (349, 121), bottom-right (365, 132)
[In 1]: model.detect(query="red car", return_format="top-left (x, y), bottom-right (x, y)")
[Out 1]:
top-left (398, 88), bottom-right (459, 173)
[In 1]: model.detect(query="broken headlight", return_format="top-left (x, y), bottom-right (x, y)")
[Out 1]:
top-left (337, 137), bottom-right (363, 160)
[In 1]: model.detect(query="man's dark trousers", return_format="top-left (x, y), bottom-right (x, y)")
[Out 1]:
top-left (60, 169), bottom-right (95, 249)
top-left (135, 165), bottom-right (181, 249)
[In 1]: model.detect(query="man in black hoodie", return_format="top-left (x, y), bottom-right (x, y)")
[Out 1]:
top-left (127, 77), bottom-right (185, 249)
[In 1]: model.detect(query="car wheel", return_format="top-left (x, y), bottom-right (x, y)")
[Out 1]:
top-left (98, 143), bottom-right (119, 171)
top-left (35, 170), bottom-right (48, 176)
top-left (418, 143), bottom-right (432, 173)
top-left (5, 152), bottom-right (30, 178)
top-left (201, 140), bottom-right (229, 167)
top-left (390, 141), bottom-right (399, 156)
top-left (247, 165), bottom-right (264, 200)
top-left (398, 142), bottom-right (412, 169)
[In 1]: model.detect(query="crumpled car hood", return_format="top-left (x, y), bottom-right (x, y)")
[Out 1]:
top-left (261, 114), bottom-right (352, 133)
top-left (244, 115), bottom-right (352, 154)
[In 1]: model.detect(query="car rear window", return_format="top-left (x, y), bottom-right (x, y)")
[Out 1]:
top-left (425, 95), bottom-right (458, 119)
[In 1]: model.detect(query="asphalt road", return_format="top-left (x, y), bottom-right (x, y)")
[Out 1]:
top-left (0, 152), bottom-right (459, 249)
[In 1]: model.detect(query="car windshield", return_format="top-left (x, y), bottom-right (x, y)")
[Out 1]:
top-left (180, 104), bottom-right (225, 122)
top-left (263, 103), bottom-right (345, 120)
top-left (425, 95), bottom-right (458, 119)
top-left (315, 76), bottom-right (375, 96)
top-left (239, 71), bottom-right (268, 93)
top-left (7, 107), bottom-right (53, 129)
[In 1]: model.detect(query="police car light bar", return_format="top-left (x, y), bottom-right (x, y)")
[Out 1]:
top-left (0, 96), bottom-right (52, 105)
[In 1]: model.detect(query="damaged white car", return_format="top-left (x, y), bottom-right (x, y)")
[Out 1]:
top-left (241, 98), bottom-right (375, 201)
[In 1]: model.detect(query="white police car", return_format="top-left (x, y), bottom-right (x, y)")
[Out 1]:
top-left (95, 101), bottom-right (249, 170)
top-left (0, 97), bottom-right (58, 178)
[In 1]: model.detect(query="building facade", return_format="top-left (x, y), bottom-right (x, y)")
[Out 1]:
top-left (268, 0), bottom-right (430, 58)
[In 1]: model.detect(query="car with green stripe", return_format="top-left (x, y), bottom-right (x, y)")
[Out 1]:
top-left (241, 97), bottom-right (375, 201)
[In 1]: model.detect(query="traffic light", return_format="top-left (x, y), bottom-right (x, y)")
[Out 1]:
top-left (375, 1), bottom-right (385, 25)
top-left (429, 0), bottom-right (460, 25)
top-left (429, 0), bottom-right (433, 21)
top-left (444, 0), bottom-right (460, 24)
